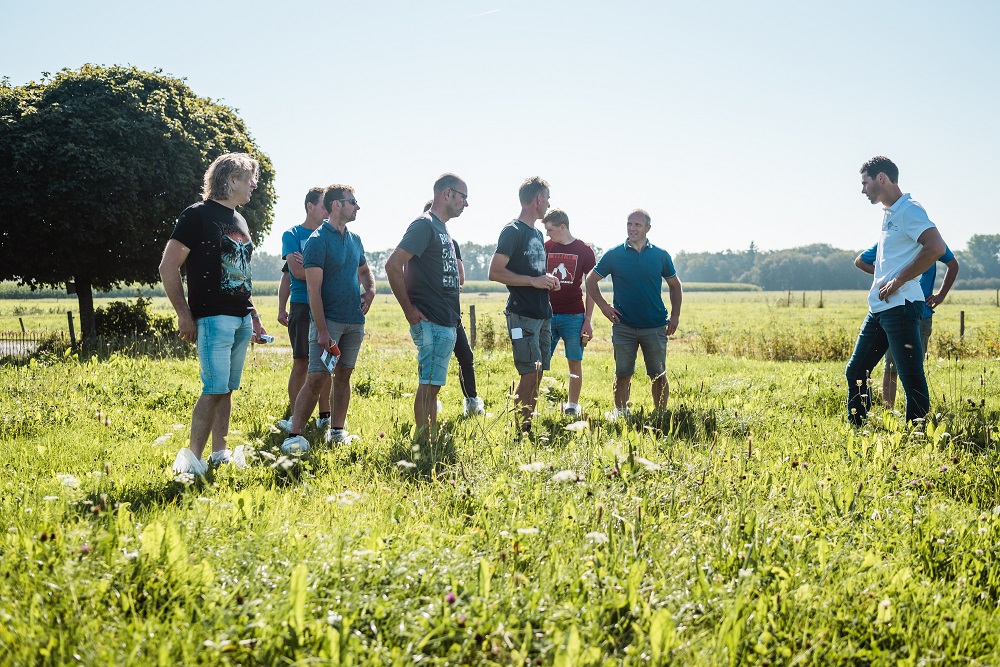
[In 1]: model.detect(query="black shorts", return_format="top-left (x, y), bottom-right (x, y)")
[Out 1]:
top-left (287, 302), bottom-right (311, 359)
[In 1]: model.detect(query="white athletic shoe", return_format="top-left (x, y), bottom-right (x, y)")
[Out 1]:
top-left (172, 448), bottom-right (208, 476)
top-left (280, 435), bottom-right (310, 454)
top-left (605, 407), bottom-right (631, 422)
top-left (208, 446), bottom-right (249, 469)
top-left (315, 417), bottom-right (331, 429)
top-left (277, 419), bottom-right (292, 433)
top-left (464, 396), bottom-right (486, 416)
top-left (325, 428), bottom-right (350, 444)
top-left (563, 403), bottom-right (582, 417)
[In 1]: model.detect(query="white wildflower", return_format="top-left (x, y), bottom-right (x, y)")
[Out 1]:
top-left (43, 496), bottom-right (59, 502)
top-left (519, 462), bottom-right (546, 473)
top-left (258, 450), bottom-right (277, 461)
top-left (517, 527), bottom-right (539, 535)
top-left (57, 474), bottom-right (79, 488)
top-left (551, 470), bottom-right (579, 483)
top-left (564, 421), bottom-right (588, 432)
top-left (152, 433), bottom-right (173, 447)
top-left (171, 424), bottom-right (185, 431)
top-left (397, 460), bottom-right (417, 470)
top-left (738, 567), bottom-right (754, 578)
top-left (337, 490), bottom-right (362, 506)
top-left (173, 472), bottom-right (195, 485)
top-left (635, 457), bottom-right (661, 472)
top-left (585, 531), bottom-right (609, 544)
top-left (879, 599), bottom-right (891, 609)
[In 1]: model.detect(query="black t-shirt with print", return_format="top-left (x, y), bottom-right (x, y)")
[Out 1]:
top-left (170, 199), bottom-right (254, 319)
top-left (399, 212), bottom-right (460, 327)
top-left (495, 219), bottom-right (551, 320)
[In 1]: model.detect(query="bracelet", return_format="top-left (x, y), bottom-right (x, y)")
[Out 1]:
top-left (250, 312), bottom-right (261, 320)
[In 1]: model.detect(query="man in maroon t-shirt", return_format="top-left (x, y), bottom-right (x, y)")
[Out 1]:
top-left (543, 209), bottom-right (596, 416)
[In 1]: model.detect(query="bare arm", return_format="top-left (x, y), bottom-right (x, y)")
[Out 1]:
top-left (585, 270), bottom-right (621, 323)
top-left (305, 266), bottom-right (333, 352)
top-left (879, 227), bottom-right (947, 301)
top-left (158, 239), bottom-right (196, 343)
top-left (277, 271), bottom-right (290, 326)
top-left (488, 253), bottom-right (559, 290)
top-left (385, 247), bottom-right (426, 325)
top-left (666, 275), bottom-right (683, 336)
top-left (855, 254), bottom-right (875, 275)
top-left (358, 263), bottom-right (376, 315)
top-left (581, 274), bottom-right (595, 338)
top-left (925, 257), bottom-right (960, 308)
top-left (457, 258), bottom-right (465, 287)
top-left (286, 251), bottom-right (306, 281)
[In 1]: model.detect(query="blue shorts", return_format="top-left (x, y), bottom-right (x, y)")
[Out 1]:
top-left (550, 312), bottom-right (586, 361)
top-left (410, 320), bottom-right (457, 386)
top-left (196, 314), bottom-right (253, 394)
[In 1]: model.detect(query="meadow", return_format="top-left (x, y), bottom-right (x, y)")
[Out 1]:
top-left (1, 290), bottom-right (999, 665)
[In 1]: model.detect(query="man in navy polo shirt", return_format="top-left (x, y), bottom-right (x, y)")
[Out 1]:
top-left (586, 209), bottom-right (683, 420)
top-left (855, 240), bottom-right (959, 410)
top-left (845, 156), bottom-right (948, 426)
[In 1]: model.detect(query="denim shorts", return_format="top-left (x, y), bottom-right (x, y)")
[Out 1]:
top-left (550, 312), bottom-right (586, 361)
top-left (410, 320), bottom-right (457, 386)
top-left (307, 319), bottom-right (365, 373)
top-left (611, 323), bottom-right (667, 377)
top-left (506, 312), bottom-right (552, 375)
top-left (196, 314), bottom-right (253, 394)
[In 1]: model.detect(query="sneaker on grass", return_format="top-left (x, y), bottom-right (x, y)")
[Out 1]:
top-left (315, 416), bottom-right (331, 429)
top-left (277, 419), bottom-right (292, 433)
top-left (325, 428), bottom-right (350, 444)
top-left (209, 446), bottom-right (249, 469)
top-left (172, 448), bottom-right (208, 476)
top-left (605, 407), bottom-right (630, 422)
top-left (464, 396), bottom-right (485, 416)
top-left (280, 435), bottom-right (310, 454)
top-left (563, 402), bottom-right (582, 417)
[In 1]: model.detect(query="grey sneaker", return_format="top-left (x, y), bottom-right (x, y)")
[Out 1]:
top-left (315, 416), bottom-right (331, 430)
top-left (464, 396), bottom-right (485, 416)
top-left (563, 403), bottom-right (582, 417)
top-left (280, 435), bottom-right (310, 454)
top-left (325, 428), bottom-right (349, 444)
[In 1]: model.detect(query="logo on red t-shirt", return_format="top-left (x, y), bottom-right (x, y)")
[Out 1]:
top-left (547, 253), bottom-right (579, 285)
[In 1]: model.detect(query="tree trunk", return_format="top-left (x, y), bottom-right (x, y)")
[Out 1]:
top-left (75, 276), bottom-right (97, 343)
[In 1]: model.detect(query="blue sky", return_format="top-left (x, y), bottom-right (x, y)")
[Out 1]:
top-left (4, 0), bottom-right (998, 257)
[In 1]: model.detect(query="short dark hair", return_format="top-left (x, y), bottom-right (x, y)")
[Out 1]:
top-left (323, 184), bottom-right (355, 213)
top-left (542, 209), bottom-right (569, 228)
top-left (630, 208), bottom-right (651, 225)
top-left (423, 200), bottom-right (433, 213)
top-left (860, 156), bottom-right (899, 184)
top-left (433, 173), bottom-right (464, 195)
top-left (304, 187), bottom-right (324, 211)
top-left (518, 176), bottom-right (549, 206)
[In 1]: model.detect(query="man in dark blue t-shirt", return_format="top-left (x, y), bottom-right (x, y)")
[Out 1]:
top-left (488, 176), bottom-right (560, 431)
top-left (586, 209), bottom-right (683, 420)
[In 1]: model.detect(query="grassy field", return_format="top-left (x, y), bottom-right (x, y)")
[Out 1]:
top-left (2, 291), bottom-right (999, 665)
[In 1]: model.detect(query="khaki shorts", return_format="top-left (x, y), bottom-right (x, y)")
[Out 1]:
top-left (611, 323), bottom-right (667, 377)
top-left (506, 312), bottom-right (552, 375)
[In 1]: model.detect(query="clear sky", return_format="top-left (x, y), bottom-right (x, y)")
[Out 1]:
top-left (4, 0), bottom-right (998, 257)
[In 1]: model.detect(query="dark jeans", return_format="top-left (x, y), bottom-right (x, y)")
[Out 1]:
top-left (845, 301), bottom-right (929, 425)
top-left (454, 322), bottom-right (477, 398)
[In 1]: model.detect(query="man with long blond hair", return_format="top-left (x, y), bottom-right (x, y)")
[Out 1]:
top-left (160, 153), bottom-right (267, 475)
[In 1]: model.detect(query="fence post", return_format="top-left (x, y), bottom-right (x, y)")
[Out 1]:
top-left (470, 305), bottom-right (477, 349)
top-left (19, 317), bottom-right (25, 333)
top-left (787, 290), bottom-right (791, 306)
top-left (960, 311), bottom-right (965, 339)
top-left (67, 311), bottom-right (76, 350)
top-left (802, 292), bottom-right (806, 308)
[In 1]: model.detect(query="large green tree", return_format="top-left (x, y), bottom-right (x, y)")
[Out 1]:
top-left (0, 65), bottom-right (275, 339)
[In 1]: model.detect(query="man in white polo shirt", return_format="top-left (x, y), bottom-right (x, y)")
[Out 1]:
top-left (845, 156), bottom-right (947, 426)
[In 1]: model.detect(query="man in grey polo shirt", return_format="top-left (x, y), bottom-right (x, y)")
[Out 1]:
top-left (586, 209), bottom-right (683, 420)
top-left (385, 173), bottom-right (468, 440)
top-left (281, 184), bottom-right (375, 453)
top-left (488, 176), bottom-right (560, 430)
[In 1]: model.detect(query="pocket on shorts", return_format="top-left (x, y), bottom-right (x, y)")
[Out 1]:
top-left (409, 322), bottom-right (423, 346)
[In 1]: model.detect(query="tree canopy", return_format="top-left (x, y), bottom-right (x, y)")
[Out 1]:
top-left (0, 65), bottom-right (275, 338)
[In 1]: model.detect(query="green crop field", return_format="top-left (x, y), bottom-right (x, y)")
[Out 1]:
top-left (2, 290), bottom-right (999, 665)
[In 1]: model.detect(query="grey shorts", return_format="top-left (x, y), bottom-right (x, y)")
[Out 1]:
top-left (307, 319), bottom-right (365, 373)
top-left (612, 323), bottom-right (667, 378)
top-left (506, 312), bottom-right (552, 375)
top-left (287, 302), bottom-right (311, 359)
top-left (885, 316), bottom-right (933, 371)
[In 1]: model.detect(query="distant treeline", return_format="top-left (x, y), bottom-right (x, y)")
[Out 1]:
top-left (256, 235), bottom-right (1000, 290)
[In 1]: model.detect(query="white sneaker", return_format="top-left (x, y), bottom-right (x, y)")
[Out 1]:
top-left (563, 403), bottom-right (582, 417)
top-left (436, 400), bottom-right (444, 413)
top-left (315, 416), bottom-right (331, 429)
top-left (172, 448), bottom-right (208, 476)
top-left (605, 407), bottom-right (630, 422)
top-left (464, 396), bottom-right (485, 416)
top-left (325, 428), bottom-right (349, 444)
top-left (208, 446), bottom-right (249, 469)
top-left (277, 419), bottom-right (292, 433)
top-left (208, 449), bottom-right (232, 465)
top-left (280, 435), bottom-right (310, 454)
